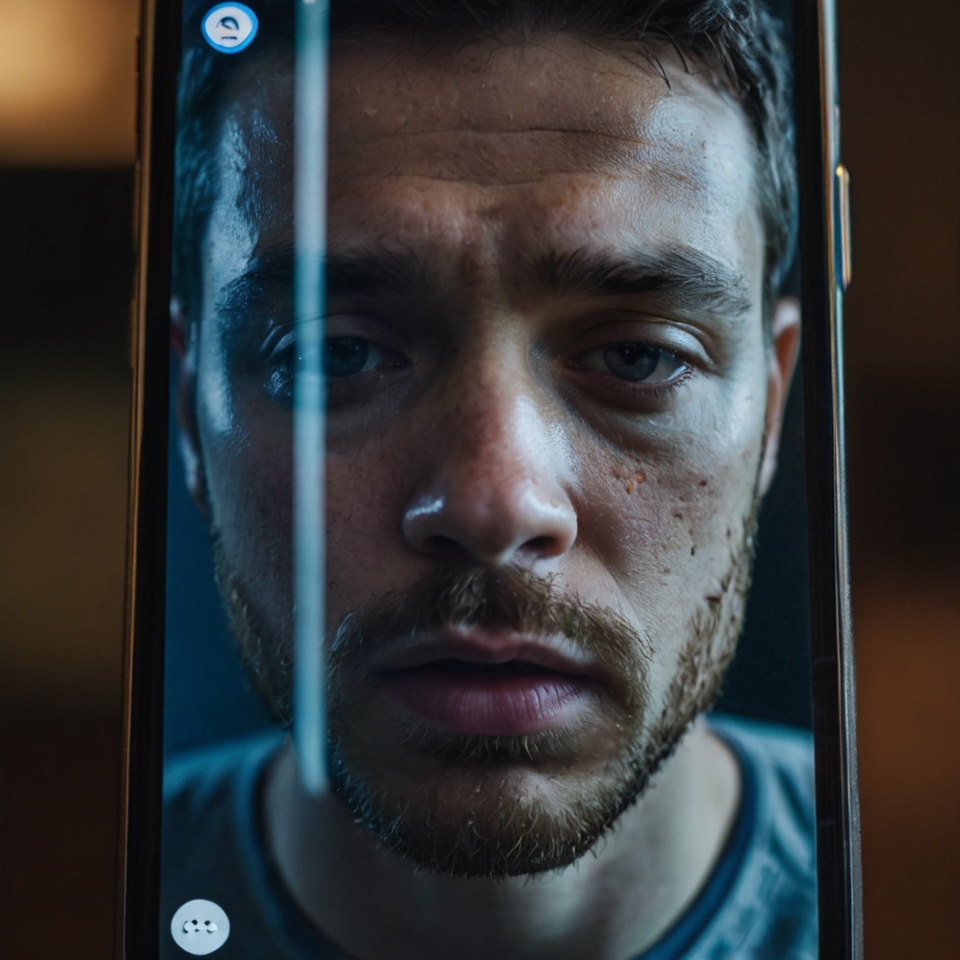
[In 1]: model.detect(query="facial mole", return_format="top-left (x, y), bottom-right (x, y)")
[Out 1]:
top-left (612, 462), bottom-right (646, 494)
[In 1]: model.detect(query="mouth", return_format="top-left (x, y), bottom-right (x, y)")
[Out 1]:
top-left (376, 631), bottom-right (598, 737)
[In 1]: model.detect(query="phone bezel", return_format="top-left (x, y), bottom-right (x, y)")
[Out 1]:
top-left (120, 0), bottom-right (180, 953)
top-left (119, 1), bottom-right (862, 956)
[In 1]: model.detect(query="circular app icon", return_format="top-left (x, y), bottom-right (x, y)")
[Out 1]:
top-left (170, 899), bottom-right (230, 955)
top-left (201, 3), bottom-right (259, 53)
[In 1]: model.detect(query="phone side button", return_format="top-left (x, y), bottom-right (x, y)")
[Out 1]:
top-left (835, 163), bottom-right (852, 290)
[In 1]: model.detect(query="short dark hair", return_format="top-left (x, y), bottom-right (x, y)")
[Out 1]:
top-left (174, 0), bottom-right (796, 324)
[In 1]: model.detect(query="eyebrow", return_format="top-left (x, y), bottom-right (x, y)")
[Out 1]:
top-left (236, 242), bottom-right (752, 321)
top-left (239, 244), bottom-right (431, 295)
top-left (529, 246), bottom-right (753, 320)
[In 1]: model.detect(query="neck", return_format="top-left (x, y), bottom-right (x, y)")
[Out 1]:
top-left (264, 719), bottom-right (739, 960)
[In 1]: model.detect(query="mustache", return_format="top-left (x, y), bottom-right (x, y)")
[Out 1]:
top-left (212, 525), bottom-right (654, 727)
top-left (333, 566), bottom-right (645, 651)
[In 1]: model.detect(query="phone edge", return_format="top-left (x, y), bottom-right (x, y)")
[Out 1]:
top-left (120, 1), bottom-right (181, 957)
top-left (795, 0), bottom-right (863, 956)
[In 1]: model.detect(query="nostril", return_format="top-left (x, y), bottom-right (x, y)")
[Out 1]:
top-left (524, 535), bottom-right (557, 555)
top-left (421, 534), bottom-right (473, 562)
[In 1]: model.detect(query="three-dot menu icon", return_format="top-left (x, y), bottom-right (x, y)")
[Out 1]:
top-left (170, 900), bottom-right (230, 955)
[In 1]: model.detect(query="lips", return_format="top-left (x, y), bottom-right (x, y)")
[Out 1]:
top-left (376, 630), bottom-right (598, 737)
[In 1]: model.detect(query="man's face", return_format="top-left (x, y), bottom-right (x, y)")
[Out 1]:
top-left (182, 35), bottom-right (796, 877)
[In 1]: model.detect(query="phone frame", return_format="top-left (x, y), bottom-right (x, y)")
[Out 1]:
top-left (794, 0), bottom-right (862, 954)
top-left (119, 1), bottom-right (862, 956)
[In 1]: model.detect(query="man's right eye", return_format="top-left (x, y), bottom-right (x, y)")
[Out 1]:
top-left (257, 325), bottom-right (408, 406)
top-left (322, 335), bottom-right (406, 380)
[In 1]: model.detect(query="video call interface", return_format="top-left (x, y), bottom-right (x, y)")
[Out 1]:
top-left (160, 1), bottom-right (820, 957)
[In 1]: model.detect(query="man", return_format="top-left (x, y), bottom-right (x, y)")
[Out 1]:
top-left (163, 1), bottom-right (814, 957)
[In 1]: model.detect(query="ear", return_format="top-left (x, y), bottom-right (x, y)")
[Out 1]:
top-left (171, 297), bottom-right (211, 515)
top-left (757, 296), bottom-right (801, 497)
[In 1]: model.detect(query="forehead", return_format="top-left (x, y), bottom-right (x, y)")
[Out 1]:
top-left (216, 34), bottom-right (760, 286)
top-left (326, 35), bottom-right (744, 178)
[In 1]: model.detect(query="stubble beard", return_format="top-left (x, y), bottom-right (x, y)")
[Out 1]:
top-left (211, 503), bottom-right (758, 880)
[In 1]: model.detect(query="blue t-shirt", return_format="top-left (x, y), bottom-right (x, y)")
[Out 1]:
top-left (161, 716), bottom-right (817, 958)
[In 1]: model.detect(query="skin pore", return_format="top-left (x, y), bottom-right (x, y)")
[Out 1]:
top-left (177, 31), bottom-right (800, 960)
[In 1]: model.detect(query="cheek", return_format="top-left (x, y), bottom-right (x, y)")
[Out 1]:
top-left (580, 450), bottom-right (755, 583)
top-left (573, 385), bottom-right (766, 645)
top-left (200, 381), bottom-right (295, 632)
top-left (324, 445), bottom-right (418, 626)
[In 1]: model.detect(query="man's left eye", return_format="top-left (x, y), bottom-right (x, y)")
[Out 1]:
top-left (323, 336), bottom-right (393, 378)
top-left (579, 342), bottom-right (687, 384)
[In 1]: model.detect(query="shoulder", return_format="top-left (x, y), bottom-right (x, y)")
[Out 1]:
top-left (695, 714), bottom-right (818, 960)
top-left (164, 729), bottom-right (283, 823)
top-left (161, 731), bottom-right (294, 958)
top-left (162, 728), bottom-right (284, 886)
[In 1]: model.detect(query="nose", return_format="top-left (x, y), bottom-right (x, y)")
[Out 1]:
top-left (402, 385), bottom-right (578, 567)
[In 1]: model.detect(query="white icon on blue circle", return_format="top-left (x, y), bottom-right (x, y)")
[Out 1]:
top-left (202, 3), bottom-right (259, 53)
top-left (171, 899), bottom-right (230, 955)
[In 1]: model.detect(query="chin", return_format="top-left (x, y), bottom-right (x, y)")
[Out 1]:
top-left (325, 719), bottom-right (662, 880)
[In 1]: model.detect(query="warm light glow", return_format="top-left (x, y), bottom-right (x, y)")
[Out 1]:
top-left (0, 0), bottom-right (137, 166)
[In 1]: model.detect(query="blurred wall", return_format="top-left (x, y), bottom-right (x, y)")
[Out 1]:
top-left (0, 4), bottom-right (137, 954)
top-left (0, 0), bottom-right (137, 165)
top-left (837, 0), bottom-right (959, 954)
top-left (0, 1), bottom-right (956, 957)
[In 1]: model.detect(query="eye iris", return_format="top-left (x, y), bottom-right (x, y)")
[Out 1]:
top-left (324, 337), bottom-right (368, 377)
top-left (603, 342), bottom-right (661, 381)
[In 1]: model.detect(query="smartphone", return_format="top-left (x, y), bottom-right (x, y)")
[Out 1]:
top-left (122, 1), bottom-right (861, 957)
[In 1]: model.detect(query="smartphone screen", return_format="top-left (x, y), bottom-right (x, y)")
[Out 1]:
top-left (125, 1), bottom-right (859, 957)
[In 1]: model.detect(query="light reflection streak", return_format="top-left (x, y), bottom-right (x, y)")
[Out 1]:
top-left (293, 0), bottom-right (330, 796)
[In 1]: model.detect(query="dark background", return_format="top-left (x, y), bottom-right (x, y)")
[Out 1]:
top-left (1, 0), bottom-right (957, 957)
